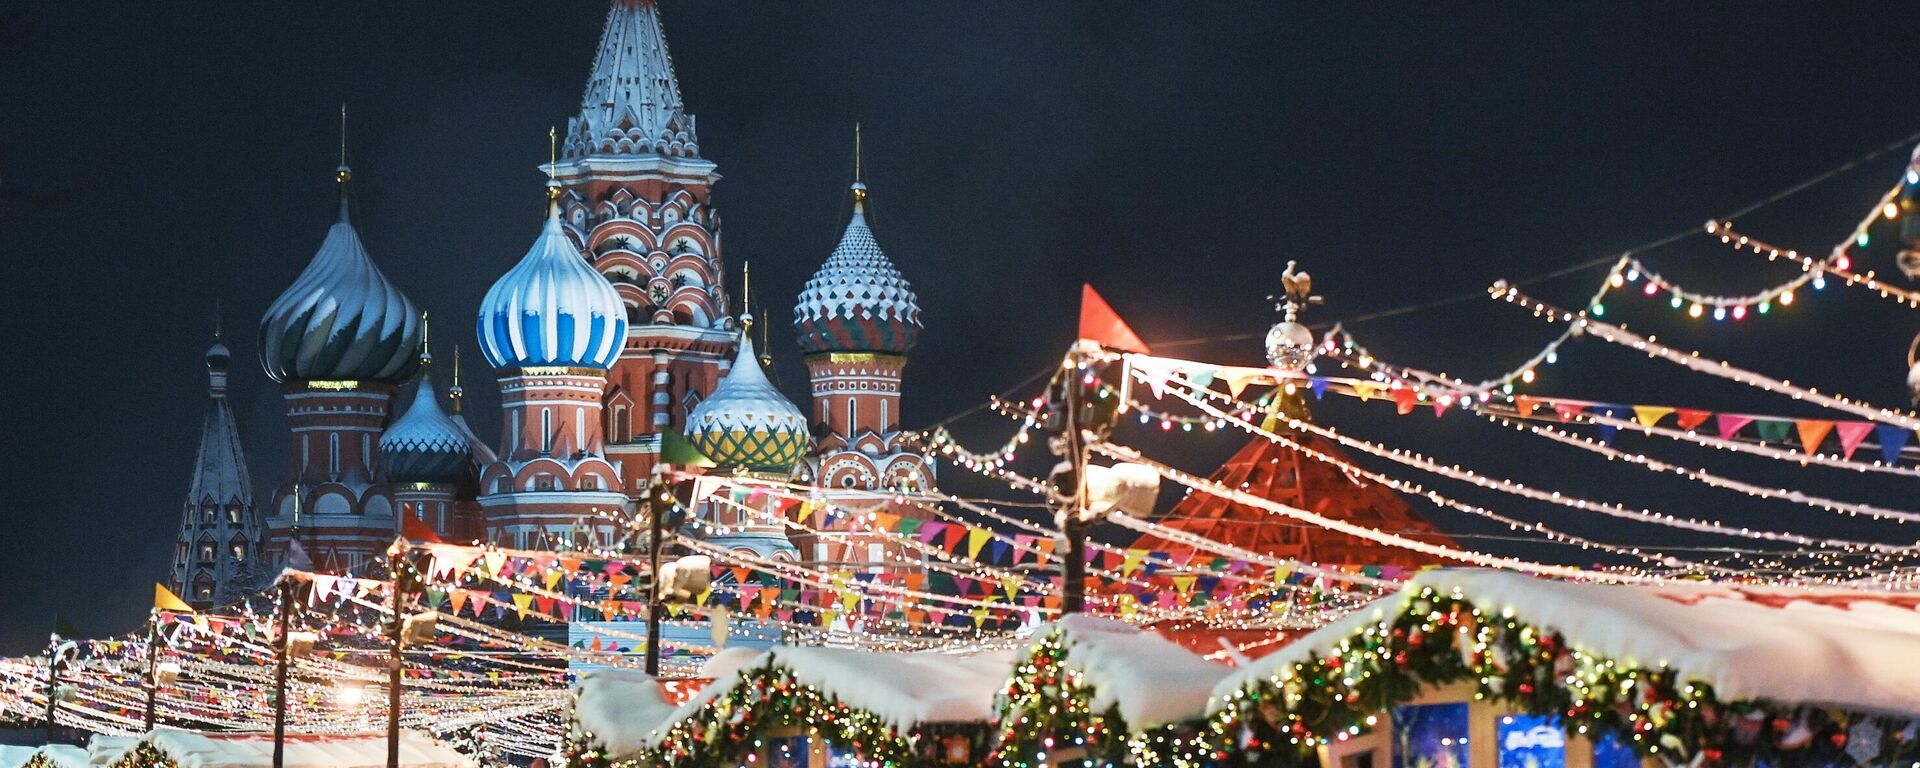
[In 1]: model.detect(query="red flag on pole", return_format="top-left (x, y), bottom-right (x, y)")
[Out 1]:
top-left (1078, 284), bottom-right (1150, 354)
top-left (400, 509), bottom-right (443, 544)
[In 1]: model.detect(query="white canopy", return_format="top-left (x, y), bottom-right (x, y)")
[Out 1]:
top-left (1212, 568), bottom-right (1920, 717)
top-left (120, 729), bottom-right (473, 768)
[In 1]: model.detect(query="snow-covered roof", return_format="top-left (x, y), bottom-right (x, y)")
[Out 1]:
top-left (0, 745), bottom-right (38, 768)
top-left (122, 729), bottom-right (472, 768)
top-left (30, 746), bottom-right (86, 768)
top-left (1211, 569), bottom-right (1920, 717)
top-left (579, 645), bottom-right (1015, 761)
top-left (1051, 615), bottom-right (1232, 729)
top-left (84, 735), bottom-right (137, 767)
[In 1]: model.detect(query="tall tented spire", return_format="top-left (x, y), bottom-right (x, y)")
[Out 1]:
top-left (563, 0), bottom-right (700, 160)
top-left (172, 335), bottom-right (263, 607)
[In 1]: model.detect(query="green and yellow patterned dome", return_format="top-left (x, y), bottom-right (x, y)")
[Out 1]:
top-left (684, 335), bottom-right (809, 473)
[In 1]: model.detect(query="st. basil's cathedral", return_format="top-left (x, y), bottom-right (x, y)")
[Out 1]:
top-left (169, 0), bottom-right (932, 605)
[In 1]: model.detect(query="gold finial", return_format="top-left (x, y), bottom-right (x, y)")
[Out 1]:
top-left (850, 123), bottom-right (868, 204)
top-left (213, 300), bottom-right (222, 339)
top-left (336, 104), bottom-right (351, 184)
top-left (740, 261), bottom-right (755, 334)
top-left (757, 303), bottom-right (773, 368)
top-left (450, 345), bottom-right (465, 413)
top-left (546, 127), bottom-right (562, 204)
top-left (420, 311), bottom-right (432, 363)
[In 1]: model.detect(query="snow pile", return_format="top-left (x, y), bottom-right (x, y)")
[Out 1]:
top-left (1053, 615), bottom-right (1233, 729)
top-left (1211, 569), bottom-right (1920, 717)
top-left (0, 746), bottom-right (37, 768)
top-left (575, 668), bottom-right (689, 761)
top-left (769, 645), bottom-right (1014, 731)
top-left (34, 746), bottom-right (87, 768)
top-left (83, 735), bottom-right (137, 767)
top-left (123, 728), bottom-right (473, 768)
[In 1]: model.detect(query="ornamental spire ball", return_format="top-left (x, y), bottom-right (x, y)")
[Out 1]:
top-left (257, 155), bottom-right (422, 384)
top-left (1264, 261), bottom-right (1321, 373)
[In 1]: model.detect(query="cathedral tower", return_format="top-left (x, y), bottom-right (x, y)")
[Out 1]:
top-left (379, 323), bottom-right (475, 542)
top-left (474, 181), bottom-right (632, 549)
top-left (257, 163), bottom-right (422, 573)
top-left (792, 133), bottom-right (935, 570)
top-left (554, 0), bottom-right (736, 494)
top-left (171, 334), bottom-right (265, 607)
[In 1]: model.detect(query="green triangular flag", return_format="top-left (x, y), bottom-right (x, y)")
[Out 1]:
top-left (660, 428), bottom-right (717, 468)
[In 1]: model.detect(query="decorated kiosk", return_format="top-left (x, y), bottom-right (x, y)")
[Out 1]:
top-left (989, 615), bottom-right (1231, 767)
top-left (1206, 569), bottom-right (1920, 768)
top-left (567, 645), bottom-right (1012, 767)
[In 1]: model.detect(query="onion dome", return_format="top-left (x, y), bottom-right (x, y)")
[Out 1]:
top-left (205, 341), bottom-right (231, 370)
top-left (476, 188), bottom-right (629, 371)
top-left (685, 333), bottom-right (809, 473)
top-left (380, 341), bottom-right (472, 485)
top-left (794, 181), bottom-right (922, 356)
top-left (259, 167), bottom-right (422, 384)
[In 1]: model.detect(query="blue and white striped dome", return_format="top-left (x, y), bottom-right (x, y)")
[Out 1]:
top-left (476, 202), bottom-right (629, 371)
top-left (259, 189), bottom-right (421, 384)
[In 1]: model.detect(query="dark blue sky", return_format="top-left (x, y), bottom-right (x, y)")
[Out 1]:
top-left (3, 2), bottom-right (1919, 653)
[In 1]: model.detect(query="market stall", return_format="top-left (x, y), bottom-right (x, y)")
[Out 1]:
top-left (1206, 569), bottom-right (1920, 768)
top-left (567, 645), bottom-right (1014, 767)
top-left (990, 615), bottom-right (1232, 767)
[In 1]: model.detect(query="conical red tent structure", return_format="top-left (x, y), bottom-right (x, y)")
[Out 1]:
top-left (1130, 430), bottom-right (1452, 568)
top-left (1130, 425), bottom-right (1455, 660)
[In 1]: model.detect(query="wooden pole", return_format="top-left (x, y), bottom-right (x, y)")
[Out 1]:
top-left (272, 578), bottom-right (291, 768)
top-left (142, 611), bottom-right (160, 731)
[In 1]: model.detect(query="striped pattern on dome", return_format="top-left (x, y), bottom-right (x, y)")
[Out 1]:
top-left (685, 337), bottom-right (809, 473)
top-left (380, 368), bottom-right (471, 484)
top-left (794, 203), bottom-right (921, 355)
top-left (477, 210), bottom-right (629, 371)
top-left (259, 204), bottom-right (421, 383)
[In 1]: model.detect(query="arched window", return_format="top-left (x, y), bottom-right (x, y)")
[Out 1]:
top-left (227, 506), bottom-right (241, 524)
top-left (541, 408), bottom-right (553, 454)
top-left (846, 399), bottom-right (857, 434)
top-left (612, 406), bottom-right (629, 443)
top-left (328, 434), bottom-right (341, 476)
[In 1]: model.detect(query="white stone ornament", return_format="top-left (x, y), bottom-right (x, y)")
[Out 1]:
top-left (1266, 320), bottom-right (1316, 372)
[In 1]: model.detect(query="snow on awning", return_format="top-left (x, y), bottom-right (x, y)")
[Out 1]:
top-left (122, 728), bottom-right (474, 768)
top-left (762, 645), bottom-right (1014, 731)
top-left (1211, 568), bottom-right (1920, 717)
top-left (1053, 615), bottom-right (1233, 729)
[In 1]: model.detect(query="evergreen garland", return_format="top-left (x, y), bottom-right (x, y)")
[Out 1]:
top-left (1206, 586), bottom-right (1920, 768)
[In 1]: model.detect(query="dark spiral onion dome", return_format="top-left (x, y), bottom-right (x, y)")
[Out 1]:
top-left (379, 369), bottom-right (472, 485)
top-left (259, 196), bottom-right (422, 384)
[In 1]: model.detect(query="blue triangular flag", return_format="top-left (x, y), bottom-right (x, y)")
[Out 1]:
top-left (1189, 369), bottom-right (1217, 388)
top-left (1309, 378), bottom-right (1330, 400)
top-left (1877, 424), bottom-right (1910, 465)
top-left (1593, 405), bottom-right (1628, 445)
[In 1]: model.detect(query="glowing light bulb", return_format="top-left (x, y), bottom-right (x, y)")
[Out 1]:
top-left (1625, 269), bottom-right (1640, 282)
top-left (1712, 306), bottom-right (1726, 321)
top-left (1757, 300), bottom-right (1770, 314)
top-left (1813, 274), bottom-right (1826, 290)
top-left (1836, 254), bottom-right (1852, 270)
top-left (1688, 302), bottom-right (1704, 318)
top-left (1609, 273), bottom-right (1625, 288)
top-left (1857, 233), bottom-right (1871, 247)
top-left (1732, 305), bottom-right (1746, 320)
top-left (1521, 369), bottom-right (1536, 384)
top-left (1669, 295), bottom-right (1683, 309)
top-left (1545, 351), bottom-right (1558, 364)
top-left (1908, 169), bottom-right (1919, 184)
top-left (1591, 303), bottom-right (1606, 316)
top-left (1643, 282), bottom-right (1659, 296)
top-left (1886, 202), bottom-right (1901, 220)
top-left (1780, 290), bottom-right (1794, 306)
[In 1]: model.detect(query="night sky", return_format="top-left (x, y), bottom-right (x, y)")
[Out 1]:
top-left (4, 2), bottom-right (1920, 654)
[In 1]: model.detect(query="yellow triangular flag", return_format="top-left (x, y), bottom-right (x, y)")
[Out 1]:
top-left (154, 583), bottom-right (194, 613)
top-left (1632, 405), bottom-right (1676, 429)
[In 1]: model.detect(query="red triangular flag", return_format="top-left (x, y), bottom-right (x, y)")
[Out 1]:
top-left (1077, 284), bottom-right (1150, 354)
top-left (1552, 402), bottom-right (1585, 422)
top-left (1796, 419), bottom-right (1835, 455)
top-left (1674, 408), bottom-right (1712, 432)
top-left (400, 511), bottom-right (442, 544)
top-left (1834, 422), bottom-right (1875, 460)
top-left (1392, 387), bottom-right (1417, 415)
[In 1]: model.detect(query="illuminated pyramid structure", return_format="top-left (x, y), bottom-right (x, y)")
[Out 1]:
top-left (1131, 399), bottom-right (1453, 570)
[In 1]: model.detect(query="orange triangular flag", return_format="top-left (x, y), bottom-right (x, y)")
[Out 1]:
top-left (154, 584), bottom-right (194, 613)
top-left (1078, 284), bottom-right (1150, 354)
top-left (1796, 419), bottom-right (1835, 455)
